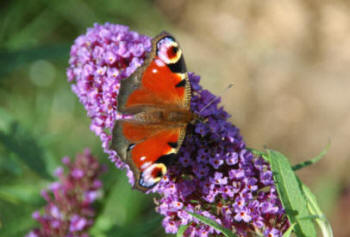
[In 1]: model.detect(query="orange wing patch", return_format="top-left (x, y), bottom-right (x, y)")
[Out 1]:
top-left (122, 122), bottom-right (157, 142)
top-left (125, 58), bottom-right (185, 108)
top-left (130, 129), bottom-right (179, 170)
top-left (122, 122), bottom-right (180, 170)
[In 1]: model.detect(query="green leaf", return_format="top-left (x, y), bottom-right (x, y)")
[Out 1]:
top-left (247, 147), bottom-right (269, 161)
top-left (292, 143), bottom-right (330, 171)
top-left (186, 211), bottom-right (237, 237)
top-left (101, 214), bottom-right (162, 237)
top-left (0, 153), bottom-right (23, 177)
top-left (267, 149), bottom-right (317, 237)
top-left (0, 121), bottom-right (52, 180)
top-left (282, 223), bottom-right (296, 237)
top-left (177, 224), bottom-right (190, 237)
top-left (0, 44), bottom-right (69, 77)
top-left (300, 182), bottom-right (334, 237)
top-left (91, 175), bottom-right (155, 235)
top-left (0, 191), bottom-right (20, 205)
top-left (0, 183), bottom-right (44, 204)
top-left (0, 199), bottom-right (37, 236)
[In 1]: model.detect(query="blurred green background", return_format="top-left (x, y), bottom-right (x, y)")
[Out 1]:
top-left (0, 0), bottom-right (349, 236)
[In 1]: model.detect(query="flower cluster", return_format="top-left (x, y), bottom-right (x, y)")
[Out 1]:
top-left (67, 23), bottom-right (289, 236)
top-left (153, 74), bottom-right (289, 236)
top-left (27, 149), bottom-right (105, 237)
top-left (67, 23), bottom-right (151, 174)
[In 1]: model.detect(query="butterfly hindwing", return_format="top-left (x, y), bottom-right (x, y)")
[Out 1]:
top-left (111, 120), bottom-right (185, 191)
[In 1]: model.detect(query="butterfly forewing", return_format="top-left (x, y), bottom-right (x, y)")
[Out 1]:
top-left (117, 32), bottom-right (191, 112)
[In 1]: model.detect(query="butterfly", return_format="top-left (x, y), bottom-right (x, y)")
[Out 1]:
top-left (111, 32), bottom-right (194, 192)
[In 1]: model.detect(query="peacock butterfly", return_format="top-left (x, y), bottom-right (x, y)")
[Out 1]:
top-left (111, 32), bottom-right (194, 192)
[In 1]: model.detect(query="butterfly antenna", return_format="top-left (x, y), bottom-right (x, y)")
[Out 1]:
top-left (194, 83), bottom-right (234, 139)
top-left (198, 83), bottom-right (234, 114)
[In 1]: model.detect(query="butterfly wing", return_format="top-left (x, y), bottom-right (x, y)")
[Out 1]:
top-left (111, 32), bottom-right (191, 191)
top-left (111, 120), bottom-right (186, 191)
top-left (117, 32), bottom-right (191, 113)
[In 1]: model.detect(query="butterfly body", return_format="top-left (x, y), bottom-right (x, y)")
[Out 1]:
top-left (111, 32), bottom-right (192, 191)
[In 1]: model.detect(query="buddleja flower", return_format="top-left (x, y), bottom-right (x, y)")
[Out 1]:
top-left (153, 75), bottom-right (289, 236)
top-left (67, 23), bottom-right (289, 236)
top-left (27, 149), bottom-right (105, 237)
top-left (67, 23), bottom-right (151, 178)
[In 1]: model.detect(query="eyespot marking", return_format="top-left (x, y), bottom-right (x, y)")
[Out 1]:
top-left (139, 163), bottom-right (167, 188)
top-left (167, 46), bottom-right (178, 59)
top-left (141, 162), bottom-right (151, 170)
top-left (155, 58), bottom-right (165, 67)
top-left (157, 37), bottom-right (182, 65)
top-left (151, 166), bottom-right (163, 178)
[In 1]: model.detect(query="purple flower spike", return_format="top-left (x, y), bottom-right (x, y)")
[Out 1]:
top-left (68, 23), bottom-right (289, 236)
top-left (67, 23), bottom-right (151, 175)
top-left (27, 149), bottom-right (105, 237)
top-left (151, 75), bottom-right (290, 236)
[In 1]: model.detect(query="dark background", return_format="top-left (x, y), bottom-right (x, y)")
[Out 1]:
top-left (0, 0), bottom-right (349, 236)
